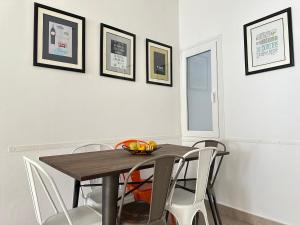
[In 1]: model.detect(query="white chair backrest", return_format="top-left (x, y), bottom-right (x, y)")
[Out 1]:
top-left (193, 147), bottom-right (216, 203)
top-left (23, 157), bottom-right (74, 225)
top-left (73, 143), bottom-right (113, 154)
top-left (193, 140), bottom-right (226, 186)
top-left (73, 144), bottom-right (113, 191)
top-left (169, 147), bottom-right (217, 205)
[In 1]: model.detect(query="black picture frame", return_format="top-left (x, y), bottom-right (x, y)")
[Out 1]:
top-left (100, 23), bottom-right (136, 81)
top-left (146, 39), bottom-right (173, 87)
top-left (33, 3), bottom-right (85, 73)
top-left (243, 8), bottom-right (294, 75)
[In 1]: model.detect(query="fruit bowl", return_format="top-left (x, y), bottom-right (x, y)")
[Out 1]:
top-left (115, 139), bottom-right (159, 155)
top-left (122, 145), bottom-right (160, 155)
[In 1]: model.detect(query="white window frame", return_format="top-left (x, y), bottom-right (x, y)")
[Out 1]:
top-left (181, 38), bottom-right (221, 139)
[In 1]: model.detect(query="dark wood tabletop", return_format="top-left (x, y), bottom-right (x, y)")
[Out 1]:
top-left (40, 144), bottom-right (198, 181)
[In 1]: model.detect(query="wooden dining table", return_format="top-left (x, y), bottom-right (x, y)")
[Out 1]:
top-left (39, 144), bottom-right (227, 225)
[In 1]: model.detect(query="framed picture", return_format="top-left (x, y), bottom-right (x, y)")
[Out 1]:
top-left (244, 8), bottom-right (294, 75)
top-left (100, 23), bottom-right (136, 81)
top-left (146, 39), bottom-right (172, 86)
top-left (33, 3), bottom-right (85, 73)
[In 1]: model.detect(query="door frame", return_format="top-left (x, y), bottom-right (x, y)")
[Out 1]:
top-left (181, 37), bottom-right (223, 140)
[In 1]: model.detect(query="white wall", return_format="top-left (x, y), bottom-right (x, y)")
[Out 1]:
top-left (179, 0), bottom-right (300, 224)
top-left (0, 0), bottom-right (180, 224)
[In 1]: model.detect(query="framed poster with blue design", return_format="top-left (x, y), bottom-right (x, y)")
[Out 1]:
top-left (244, 8), bottom-right (294, 75)
top-left (34, 3), bottom-right (85, 73)
top-left (100, 23), bottom-right (136, 81)
top-left (146, 39), bottom-right (172, 86)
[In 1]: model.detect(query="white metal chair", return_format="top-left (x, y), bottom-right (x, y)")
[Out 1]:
top-left (73, 144), bottom-right (134, 212)
top-left (23, 157), bottom-right (102, 225)
top-left (73, 144), bottom-right (112, 211)
top-left (166, 147), bottom-right (217, 225)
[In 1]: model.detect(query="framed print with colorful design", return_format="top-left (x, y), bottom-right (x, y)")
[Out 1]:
top-left (33, 3), bottom-right (85, 73)
top-left (100, 24), bottom-right (136, 81)
top-left (146, 39), bottom-right (172, 86)
top-left (244, 8), bottom-right (294, 75)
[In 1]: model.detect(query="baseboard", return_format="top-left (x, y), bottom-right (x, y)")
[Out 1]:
top-left (215, 202), bottom-right (286, 225)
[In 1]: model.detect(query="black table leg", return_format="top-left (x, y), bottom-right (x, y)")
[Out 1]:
top-left (102, 175), bottom-right (119, 225)
top-left (73, 180), bottom-right (80, 208)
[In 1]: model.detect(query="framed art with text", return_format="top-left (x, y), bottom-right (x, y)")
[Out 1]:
top-left (243, 8), bottom-right (294, 75)
top-left (100, 23), bottom-right (136, 81)
top-left (33, 3), bottom-right (85, 73)
top-left (146, 39), bottom-right (172, 86)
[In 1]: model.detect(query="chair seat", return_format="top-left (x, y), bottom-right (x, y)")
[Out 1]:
top-left (43, 206), bottom-right (102, 225)
top-left (120, 201), bottom-right (149, 225)
top-left (168, 188), bottom-right (195, 206)
top-left (86, 189), bottom-right (135, 212)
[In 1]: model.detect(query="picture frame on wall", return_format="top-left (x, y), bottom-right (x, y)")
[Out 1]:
top-left (33, 3), bottom-right (85, 73)
top-left (243, 7), bottom-right (294, 75)
top-left (146, 39), bottom-right (173, 86)
top-left (100, 23), bottom-right (136, 81)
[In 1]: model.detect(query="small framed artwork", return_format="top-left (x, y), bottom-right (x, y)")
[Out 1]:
top-left (33, 3), bottom-right (85, 73)
top-left (244, 8), bottom-right (294, 75)
top-left (100, 23), bottom-right (136, 81)
top-left (146, 39), bottom-right (172, 86)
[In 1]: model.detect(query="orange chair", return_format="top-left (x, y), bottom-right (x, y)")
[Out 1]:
top-left (115, 140), bottom-right (152, 204)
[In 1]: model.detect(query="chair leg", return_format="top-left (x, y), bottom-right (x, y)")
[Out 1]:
top-left (211, 189), bottom-right (222, 225)
top-left (203, 210), bottom-right (209, 225)
top-left (192, 216), bottom-right (196, 225)
top-left (170, 214), bottom-right (177, 225)
top-left (165, 211), bottom-right (169, 223)
top-left (199, 202), bottom-right (209, 225)
top-left (207, 189), bottom-right (218, 225)
top-left (166, 211), bottom-right (177, 225)
top-left (193, 212), bottom-right (199, 225)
